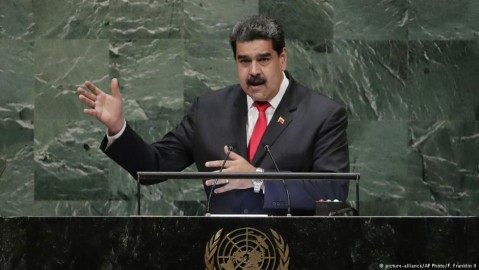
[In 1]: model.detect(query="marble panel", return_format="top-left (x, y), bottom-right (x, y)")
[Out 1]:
top-left (348, 120), bottom-right (415, 215)
top-left (466, 218), bottom-right (479, 260)
top-left (33, 200), bottom-right (137, 217)
top-left (0, 0), bottom-right (33, 39)
top-left (0, 40), bottom-right (35, 213)
top-left (184, 0), bottom-right (258, 39)
top-left (30, 37), bottom-right (141, 210)
top-left (333, 0), bottom-right (408, 40)
top-left (184, 38), bottom-right (237, 109)
top-left (260, 0), bottom-right (333, 41)
top-left (33, 0), bottom-right (108, 39)
top-left (34, 120), bottom-right (111, 200)
top-left (0, 40), bottom-right (34, 121)
top-left (351, 218), bottom-right (471, 264)
top-left (311, 40), bottom-right (409, 120)
top-left (106, 40), bottom-right (186, 210)
top-left (408, 121), bottom-right (479, 216)
top-left (0, 119), bottom-right (34, 216)
top-left (135, 180), bottom-right (206, 216)
top-left (109, 0), bottom-right (184, 39)
top-left (0, 119), bottom-right (127, 216)
top-left (123, 120), bottom-right (205, 216)
top-left (118, 102), bottom-right (226, 216)
top-left (109, 39), bottom-right (185, 121)
top-left (407, 40), bottom-right (479, 121)
top-left (409, 0), bottom-right (479, 40)
top-left (0, 218), bottom-right (26, 268)
top-left (34, 39), bottom-right (109, 121)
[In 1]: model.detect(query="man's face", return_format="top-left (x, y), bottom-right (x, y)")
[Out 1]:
top-left (235, 39), bottom-right (287, 101)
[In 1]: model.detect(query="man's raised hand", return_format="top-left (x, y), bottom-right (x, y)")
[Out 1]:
top-left (77, 78), bottom-right (125, 135)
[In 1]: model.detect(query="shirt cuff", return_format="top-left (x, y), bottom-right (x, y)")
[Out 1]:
top-left (105, 120), bottom-right (127, 149)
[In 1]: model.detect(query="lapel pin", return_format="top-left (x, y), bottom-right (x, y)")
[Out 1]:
top-left (277, 116), bottom-right (285, 124)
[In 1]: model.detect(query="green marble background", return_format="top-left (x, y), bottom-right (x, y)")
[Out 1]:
top-left (0, 0), bottom-right (478, 216)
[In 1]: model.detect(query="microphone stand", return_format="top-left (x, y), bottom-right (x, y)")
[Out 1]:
top-left (264, 145), bottom-right (291, 217)
top-left (205, 146), bottom-right (233, 216)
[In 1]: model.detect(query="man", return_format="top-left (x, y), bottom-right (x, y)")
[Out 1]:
top-left (78, 15), bottom-right (349, 215)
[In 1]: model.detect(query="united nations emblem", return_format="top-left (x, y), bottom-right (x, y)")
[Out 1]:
top-left (205, 227), bottom-right (290, 270)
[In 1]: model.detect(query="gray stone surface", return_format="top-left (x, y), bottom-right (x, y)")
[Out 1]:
top-left (0, 0), bottom-right (478, 216)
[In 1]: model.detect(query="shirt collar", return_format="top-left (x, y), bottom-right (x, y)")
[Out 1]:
top-left (247, 72), bottom-right (290, 109)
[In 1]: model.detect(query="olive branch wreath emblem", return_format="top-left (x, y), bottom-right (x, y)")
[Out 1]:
top-left (205, 228), bottom-right (289, 270)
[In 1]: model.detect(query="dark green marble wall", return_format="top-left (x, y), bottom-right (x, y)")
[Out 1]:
top-left (0, 0), bottom-right (478, 216)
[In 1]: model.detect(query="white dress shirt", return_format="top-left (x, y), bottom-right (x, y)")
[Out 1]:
top-left (246, 72), bottom-right (289, 145)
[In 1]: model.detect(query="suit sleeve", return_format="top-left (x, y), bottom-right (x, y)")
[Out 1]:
top-left (263, 105), bottom-right (350, 210)
top-left (99, 99), bottom-right (198, 184)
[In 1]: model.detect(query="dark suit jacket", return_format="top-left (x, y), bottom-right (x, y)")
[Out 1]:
top-left (101, 72), bottom-right (349, 215)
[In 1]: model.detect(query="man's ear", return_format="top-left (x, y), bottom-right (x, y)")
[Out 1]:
top-left (280, 47), bottom-right (287, 70)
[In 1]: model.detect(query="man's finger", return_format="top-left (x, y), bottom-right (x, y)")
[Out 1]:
top-left (82, 108), bottom-right (98, 118)
top-left (205, 178), bottom-right (228, 186)
top-left (205, 160), bottom-right (225, 168)
top-left (214, 180), bottom-right (235, 193)
top-left (79, 94), bottom-right (96, 108)
top-left (227, 149), bottom-right (242, 161)
top-left (84, 81), bottom-right (102, 95)
top-left (111, 78), bottom-right (121, 98)
top-left (77, 88), bottom-right (96, 102)
top-left (224, 145), bottom-right (241, 159)
top-left (214, 185), bottom-right (230, 194)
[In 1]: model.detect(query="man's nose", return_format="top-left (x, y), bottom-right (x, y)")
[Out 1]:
top-left (250, 61), bottom-right (261, 76)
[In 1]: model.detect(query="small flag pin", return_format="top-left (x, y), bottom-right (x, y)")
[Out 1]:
top-left (277, 116), bottom-right (285, 124)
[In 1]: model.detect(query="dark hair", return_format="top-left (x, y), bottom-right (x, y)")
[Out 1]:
top-left (229, 15), bottom-right (285, 58)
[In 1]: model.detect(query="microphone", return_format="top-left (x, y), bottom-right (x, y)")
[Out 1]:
top-left (205, 146), bottom-right (233, 216)
top-left (264, 145), bottom-right (291, 217)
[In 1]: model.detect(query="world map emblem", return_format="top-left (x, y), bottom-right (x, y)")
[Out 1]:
top-left (205, 227), bottom-right (289, 270)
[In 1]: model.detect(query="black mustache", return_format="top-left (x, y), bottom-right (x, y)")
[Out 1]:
top-left (247, 76), bottom-right (266, 85)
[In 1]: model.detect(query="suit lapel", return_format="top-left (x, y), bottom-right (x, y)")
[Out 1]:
top-left (231, 87), bottom-right (249, 159)
top-left (251, 77), bottom-right (298, 165)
